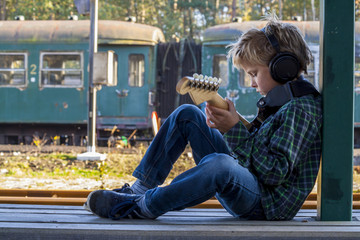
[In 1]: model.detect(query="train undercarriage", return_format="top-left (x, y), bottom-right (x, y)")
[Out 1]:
top-left (1, 123), bottom-right (359, 148)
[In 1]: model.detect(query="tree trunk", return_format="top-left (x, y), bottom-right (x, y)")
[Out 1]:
top-left (311, 0), bottom-right (316, 21)
top-left (214, 0), bottom-right (219, 24)
top-left (279, 0), bottom-right (282, 20)
top-left (188, 8), bottom-right (193, 39)
top-left (231, 0), bottom-right (236, 20)
top-left (1, 0), bottom-right (6, 20)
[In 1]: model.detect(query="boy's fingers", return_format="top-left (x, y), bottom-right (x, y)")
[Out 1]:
top-left (206, 117), bottom-right (216, 128)
top-left (225, 98), bottom-right (235, 111)
top-left (208, 105), bottom-right (228, 117)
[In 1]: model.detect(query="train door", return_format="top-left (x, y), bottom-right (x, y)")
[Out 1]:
top-left (97, 45), bottom-right (153, 129)
top-left (231, 58), bottom-right (261, 120)
top-left (355, 49), bottom-right (360, 147)
top-left (306, 45), bottom-right (320, 90)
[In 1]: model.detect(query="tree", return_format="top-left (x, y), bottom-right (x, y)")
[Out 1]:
top-left (3, 0), bottom-right (356, 41)
top-left (2, 0), bottom-right (77, 20)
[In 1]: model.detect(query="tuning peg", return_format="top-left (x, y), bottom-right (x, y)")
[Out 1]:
top-left (199, 74), bottom-right (204, 80)
top-left (193, 73), bottom-right (199, 79)
top-left (214, 78), bottom-right (222, 90)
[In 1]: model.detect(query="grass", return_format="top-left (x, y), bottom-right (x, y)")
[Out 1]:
top-left (1, 146), bottom-right (359, 192)
top-left (0, 146), bottom-right (196, 190)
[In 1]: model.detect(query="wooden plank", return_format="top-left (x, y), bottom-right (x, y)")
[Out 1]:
top-left (0, 204), bottom-right (358, 220)
top-left (1, 190), bottom-right (360, 210)
top-left (0, 208), bottom-right (91, 215)
top-left (0, 208), bottom-right (318, 220)
top-left (0, 196), bottom-right (87, 205)
top-left (0, 196), bottom-right (224, 208)
top-left (0, 203), bottom-right (358, 218)
top-left (0, 189), bottom-right (91, 198)
top-left (0, 204), bottom-right (359, 239)
top-left (0, 204), bottom-right (358, 226)
top-left (1, 196), bottom-right (360, 209)
top-left (0, 203), bottom-right (357, 220)
top-left (1, 222), bottom-right (360, 240)
top-left (0, 211), bottom-right (359, 226)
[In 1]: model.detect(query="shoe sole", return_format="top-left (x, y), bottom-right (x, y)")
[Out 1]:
top-left (84, 190), bottom-right (103, 216)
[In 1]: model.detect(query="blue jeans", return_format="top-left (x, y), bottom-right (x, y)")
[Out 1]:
top-left (133, 104), bottom-right (265, 219)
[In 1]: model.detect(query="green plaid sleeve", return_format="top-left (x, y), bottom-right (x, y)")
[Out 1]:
top-left (223, 121), bottom-right (254, 168)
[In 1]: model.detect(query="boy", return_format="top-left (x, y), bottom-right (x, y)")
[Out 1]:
top-left (85, 17), bottom-right (322, 221)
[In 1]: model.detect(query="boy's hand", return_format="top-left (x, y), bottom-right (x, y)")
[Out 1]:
top-left (205, 98), bottom-right (239, 133)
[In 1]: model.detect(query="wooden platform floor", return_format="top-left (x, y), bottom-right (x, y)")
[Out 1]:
top-left (0, 204), bottom-right (360, 240)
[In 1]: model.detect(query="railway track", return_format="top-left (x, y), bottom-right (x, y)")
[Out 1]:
top-left (0, 189), bottom-right (359, 209)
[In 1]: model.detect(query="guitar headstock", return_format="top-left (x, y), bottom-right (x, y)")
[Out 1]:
top-left (176, 73), bottom-right (223, 105)
top-left (176, 73), bottom-right (222, 95)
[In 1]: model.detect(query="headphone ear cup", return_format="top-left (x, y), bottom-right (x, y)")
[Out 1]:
top-left (269, 52), bottom-right (300, 84)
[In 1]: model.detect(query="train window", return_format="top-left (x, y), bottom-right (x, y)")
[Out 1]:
top-left (128, 54), bottom-right (144, 87)
top-left (212, 54), bottom-right (228, 87)
top-left (355, 62), bottom-right (360, 89)
top-left (305, 60), bottom-right (315, 85)
top-left (40, 52), bottom-right (83, 88)
top-left (239, 69), bottom-right (251, 88)
top-left (0, 53), bottom-right (27, 87)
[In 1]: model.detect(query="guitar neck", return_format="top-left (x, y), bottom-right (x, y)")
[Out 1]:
top-left (238, 114), bottom-right (252, 130)
top-left (206, 93), bottom-right (229, 110)
top-left (207, 93), bottom-right (252, 130)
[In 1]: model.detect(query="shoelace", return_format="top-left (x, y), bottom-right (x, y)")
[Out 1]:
top-left (112, 183), bottom-right (132, 193)
top-left (109, 200), bottom-right (138, 220)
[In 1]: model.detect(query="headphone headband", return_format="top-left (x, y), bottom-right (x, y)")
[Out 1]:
top-left (261, 27), bottom-right (280, 52)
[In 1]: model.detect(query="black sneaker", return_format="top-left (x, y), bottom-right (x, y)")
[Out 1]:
top-left (86, 190), bottom-right (144, 220)
top-left (83, 183), bottom-right (133, 212)
top-left (112, 183), bottom-right (133, 194)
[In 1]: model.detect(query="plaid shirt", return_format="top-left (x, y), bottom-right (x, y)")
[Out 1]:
top-left (223, 94), bottom-right (322, 220)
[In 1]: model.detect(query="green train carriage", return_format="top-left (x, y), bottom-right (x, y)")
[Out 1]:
top-left (201, 21), bottom-right (360, 147)
top-left (0, 20), bottom-right (164, 145)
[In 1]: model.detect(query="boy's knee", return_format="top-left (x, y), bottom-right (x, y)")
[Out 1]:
top-left (176, 104), bottom-right (200, 113)
top-left (173, 104), bottom-right (202, 119)
top-left (199, 153), bottom-right (236, 172)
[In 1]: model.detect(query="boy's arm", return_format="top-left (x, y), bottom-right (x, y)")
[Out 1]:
top-left (223, 121), bottom-right (254, 167)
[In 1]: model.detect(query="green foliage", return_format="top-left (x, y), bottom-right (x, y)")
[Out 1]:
top-left (7, 1), bottom-right (360, 41)
top-left (1, 0), bottom-right (326, 41)
top-left (4, 0), bottom-right (78, 20)
top-left (48, 153), bottom-right (77, 160)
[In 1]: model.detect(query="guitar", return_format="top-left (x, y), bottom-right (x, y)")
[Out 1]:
top-left (176, 73), bottom-right (251, 130)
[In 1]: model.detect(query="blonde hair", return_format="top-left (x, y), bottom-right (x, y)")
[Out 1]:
top-left (227, 16), bottom-right (312, 75)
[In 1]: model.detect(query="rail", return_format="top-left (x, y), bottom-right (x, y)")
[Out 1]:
top-left (0, 189), bottom-right (360, 209)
